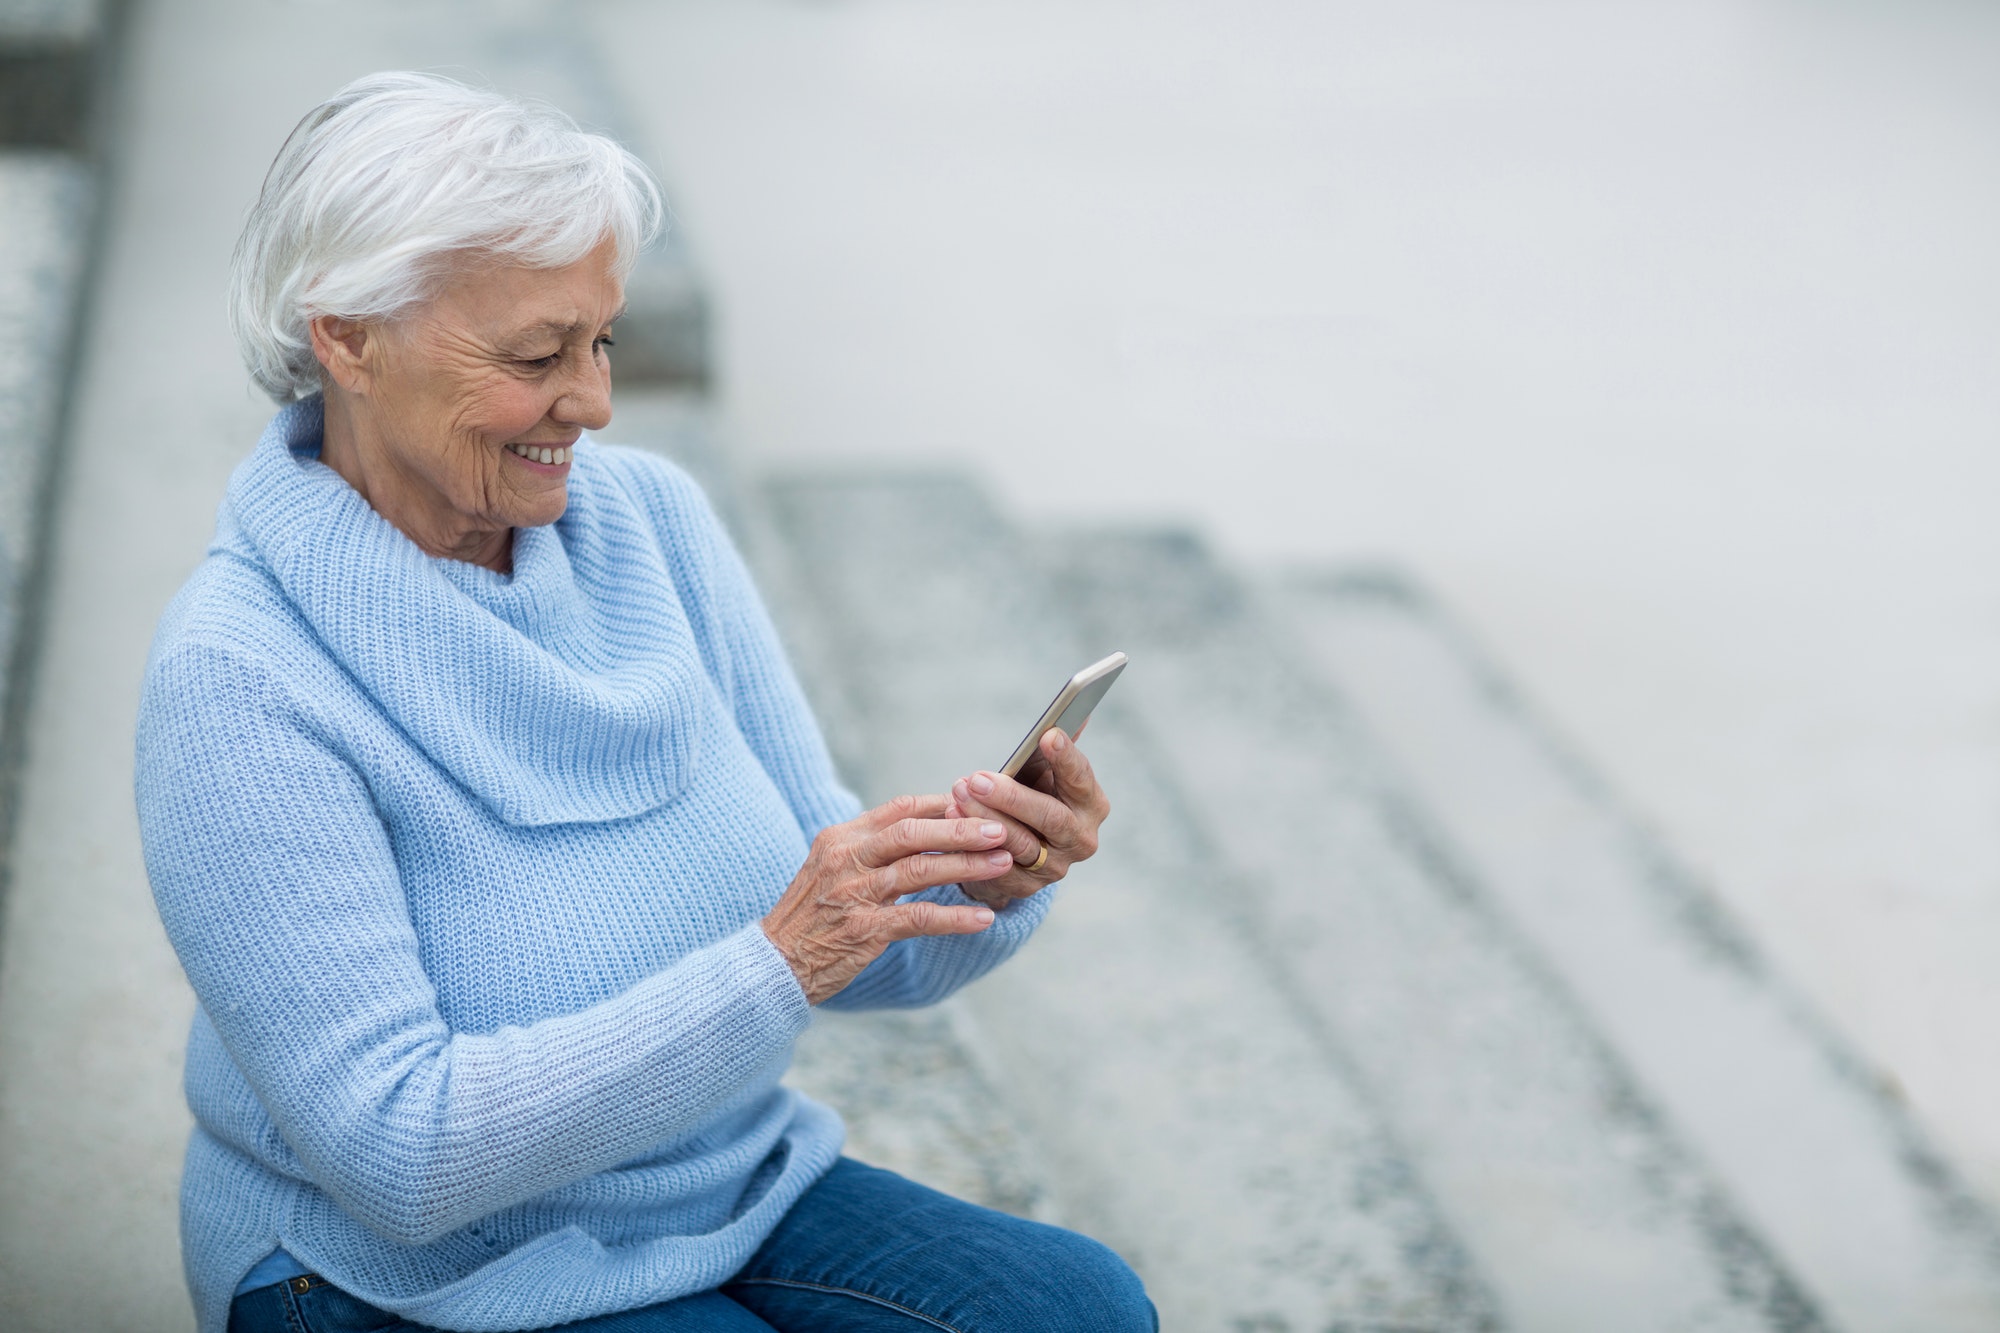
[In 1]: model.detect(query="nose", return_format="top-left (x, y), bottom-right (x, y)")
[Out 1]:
top-left (552, 350), bottom-right (613, 432)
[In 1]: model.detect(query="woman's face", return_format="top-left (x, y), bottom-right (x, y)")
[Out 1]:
top-left (315, 237), bottom-right (625, 560)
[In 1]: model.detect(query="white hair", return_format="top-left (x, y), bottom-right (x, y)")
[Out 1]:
top-left (230, 71), bottom-right (663, 402)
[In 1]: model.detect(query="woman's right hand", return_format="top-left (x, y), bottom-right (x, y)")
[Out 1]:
top-left (762, 794), bottom-right (1014, 1004)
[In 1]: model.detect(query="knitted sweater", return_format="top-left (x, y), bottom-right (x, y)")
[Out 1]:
top-left (135, 398), bottom-right (1054, 1333)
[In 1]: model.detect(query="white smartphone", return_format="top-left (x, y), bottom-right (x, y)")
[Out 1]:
top-left (999, 652), bottom-right (1128, 779)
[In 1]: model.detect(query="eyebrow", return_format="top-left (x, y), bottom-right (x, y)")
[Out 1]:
top-left (517, 306), bottom-right (629, 339)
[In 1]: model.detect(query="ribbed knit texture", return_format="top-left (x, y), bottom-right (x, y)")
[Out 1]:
top-left (135, 397), bottom-right (1055, 1333)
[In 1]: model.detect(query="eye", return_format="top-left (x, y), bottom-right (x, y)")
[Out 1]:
top-left (594, 335), bottom-right (616, 356)
top-left (519, 353), bottom-right (561, 372)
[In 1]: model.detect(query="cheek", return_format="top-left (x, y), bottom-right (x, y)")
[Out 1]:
top-left (449, 378), bottom-right (550, 445)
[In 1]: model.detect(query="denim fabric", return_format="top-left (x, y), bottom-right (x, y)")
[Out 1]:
top-left (227, 1160), bottom-right (1156, 1333)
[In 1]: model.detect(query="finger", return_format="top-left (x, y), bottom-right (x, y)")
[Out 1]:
top-left (874, 847), bottom-right (1016, 899)
top-left (860, 816), bottom-right (1009, 868)
top-left (960, 871), bottom-right (1053, 908)
top-left (1038, 728), bottom-right (1107, 813)
top-left (1012, 746), bottom-right (1052, 791)
top-left (958, 770), bottom-right (1076, 850)
top-left (951, 779), bottom-right (1047, 865)
top-left (858, 792), bottom-right (953, 832)
top-left (885, 899), bottom-right (996, 940)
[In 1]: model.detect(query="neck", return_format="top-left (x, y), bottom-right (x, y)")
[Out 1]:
top-left (318, 388), bottom-right (513, 573)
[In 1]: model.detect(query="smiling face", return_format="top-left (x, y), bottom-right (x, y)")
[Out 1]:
top-left (311, 236), bottom-right (625, 570)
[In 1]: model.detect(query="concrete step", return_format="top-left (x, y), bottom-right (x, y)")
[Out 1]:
top-left (0, 152), bottom-right (91, 722)
top-left (1049, 527), bottom-right (1824, 1332)
top-left (0, 0), bottom-right (108, 866)
top-left (741, 470), bottom-right (1504, 1332)
top-left (1, 0), bottom-right (104, 155)
top-left (785, 1003), bottom-right (1053, 1225)
top-left (0, 9), bottom-right (161, 1331)
top-left (1275, 569), bottom-right (2000, 1333)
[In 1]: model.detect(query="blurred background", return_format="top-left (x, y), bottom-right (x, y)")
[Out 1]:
top-left (3, 0), bottom-right (1999, 1329)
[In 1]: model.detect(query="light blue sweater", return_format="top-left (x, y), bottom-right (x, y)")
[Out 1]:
top-left (135, 398), bottom-right (1053, 1333)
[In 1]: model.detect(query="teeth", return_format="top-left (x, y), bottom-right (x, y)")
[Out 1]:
top-left (508, 443), bottom-right (572, 465)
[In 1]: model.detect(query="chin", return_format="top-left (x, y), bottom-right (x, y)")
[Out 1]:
top-left (507, 491), bottom-right (570, 530)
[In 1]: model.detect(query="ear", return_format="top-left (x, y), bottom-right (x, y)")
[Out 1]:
top-left (309, 314), bottom-right (376, 394)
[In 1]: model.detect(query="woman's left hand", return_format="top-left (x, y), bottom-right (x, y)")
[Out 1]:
top-left (946, 727), bottom-right (1111, 908)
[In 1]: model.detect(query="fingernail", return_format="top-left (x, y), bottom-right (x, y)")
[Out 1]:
top-left (986, 850), bottom-right (1012, 866)
top-left (953, 779), bottom-right (970, 800)
top-left (1047, 729), bottom-right (1068, 751)
top-left (974, 908), bottom-right (995, 925)
top-left (969, 774), bottom-right (994, 795)
top-left (979, 821), bottom-right (1004, 840)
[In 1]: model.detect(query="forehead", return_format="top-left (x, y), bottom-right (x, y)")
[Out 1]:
top-left (427, 247), bottom-right (626, 338)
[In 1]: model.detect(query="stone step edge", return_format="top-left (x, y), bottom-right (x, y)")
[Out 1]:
top-left (0, 0), bottom-right (127, 909)
top-left (1278, 564), bottom-right (2000, 1326)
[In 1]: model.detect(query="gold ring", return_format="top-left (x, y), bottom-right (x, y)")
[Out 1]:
top-left (1024, 843), bottom-right (1048, 873)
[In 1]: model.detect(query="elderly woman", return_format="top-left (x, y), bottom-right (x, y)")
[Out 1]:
top-left (135, 73), bottom-right (1148, 1333)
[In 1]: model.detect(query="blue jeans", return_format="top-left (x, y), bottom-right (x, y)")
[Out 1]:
top-left (227, 1159), bottom-right (1157, 1332)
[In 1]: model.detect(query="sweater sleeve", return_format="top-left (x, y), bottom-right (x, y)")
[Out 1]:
top-left (134, 642), bottom-right (812, 1247)
top-left (612, 449), bottom-right (1060, 1010)
top-left (818, 881), bottom-right (1059, 1011)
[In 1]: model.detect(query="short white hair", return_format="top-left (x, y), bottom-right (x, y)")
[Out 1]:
top-left (230, 71), bottom-right (663, 402)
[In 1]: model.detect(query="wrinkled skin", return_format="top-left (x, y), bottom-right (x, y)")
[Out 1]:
top-left (946, 726), bottom-right (1108, 908)
top-left (763, 728), bottom-right (1111, 1004)
top-left (312, 238), bottom-right (623, 573)
top-left (309, 241), bottom-right (1111, 1004)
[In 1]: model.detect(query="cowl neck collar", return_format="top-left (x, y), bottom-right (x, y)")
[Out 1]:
top-left (212, 395), bottom-right (706, 826)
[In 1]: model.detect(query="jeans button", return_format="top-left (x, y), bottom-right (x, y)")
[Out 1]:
top-left (292, 1277), bottom-right (311, 1294)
